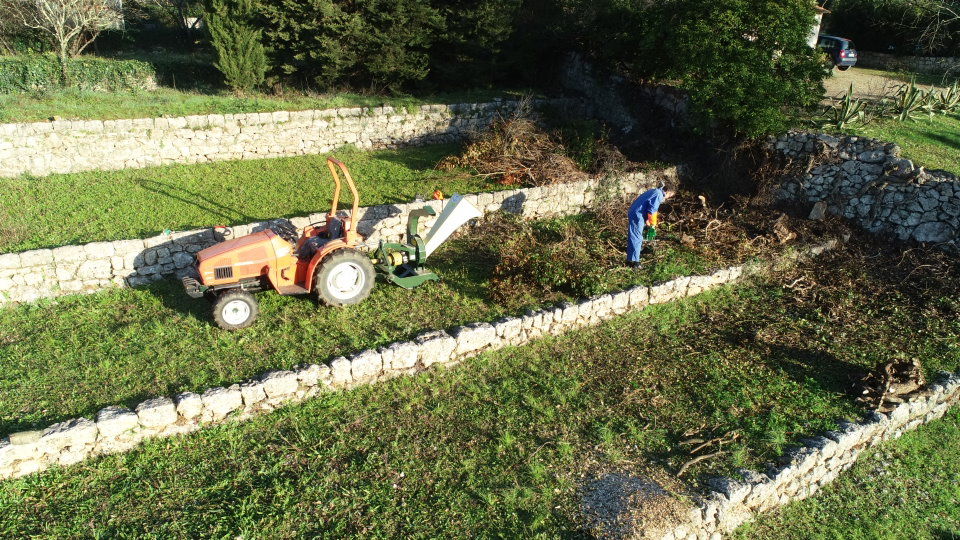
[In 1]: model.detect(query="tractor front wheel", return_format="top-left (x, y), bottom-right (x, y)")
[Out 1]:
top-left (315, 249), bottom-right (376, 307)
top-left (212, 290), bottom-right (260, 330)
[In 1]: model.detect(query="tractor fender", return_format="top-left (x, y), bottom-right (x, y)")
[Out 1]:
top-left (304, 240), bottom-right (354, 292)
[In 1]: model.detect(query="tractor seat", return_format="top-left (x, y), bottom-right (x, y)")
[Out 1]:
top-left (297, 214), bottom-right (348, 259)
top-left (327, 216), bottom-right (343, 239)
top-left (297, 236), bottom-right (332, 260)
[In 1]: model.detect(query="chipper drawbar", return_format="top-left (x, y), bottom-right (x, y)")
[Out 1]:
top-left (182, 157), bottom-right (482, 330)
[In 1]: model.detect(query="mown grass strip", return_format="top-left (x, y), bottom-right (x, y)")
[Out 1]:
top-left (0, 214), bottom-right (715, 434)
top-left (0, 237), bottom-right (956, 536)
top-left (0, 143), bottom-right (507, 253)
top-left (848, 113), bottom-right (960, 173)
top-left (736, 407), bottom-right (960, 539)
top-left (0, 286), bottom-right (863, 538)
top-left (0, 88), bottom-right (532, 124)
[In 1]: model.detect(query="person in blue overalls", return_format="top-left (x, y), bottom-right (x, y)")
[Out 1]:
top-left (627, 183), bottom-right (675, 268)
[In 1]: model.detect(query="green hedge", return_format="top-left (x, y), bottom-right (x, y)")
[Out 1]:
top-left (0, 55), bottom-right (157, 93)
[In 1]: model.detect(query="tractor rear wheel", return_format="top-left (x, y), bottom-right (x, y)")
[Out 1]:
top-left (212, 290), bottom-right (260, 330)
top-left (314, 249), bottom-right (376, 306)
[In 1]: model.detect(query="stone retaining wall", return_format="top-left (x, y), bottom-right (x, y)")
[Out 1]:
top-left (659, 369), bottom-right (960, 539)
top-left (772, 131), bottom-right (959, 251)
top-left (0, 239), bottom-right (830, 481)
top-left (0, 169), bottom-right (674, 306)
top-left (561, 53), bottom-right (690, 134)
top-left (856, 51), bottom-right (960, 75)
top-left (0, 98), bottom-right (580, 178)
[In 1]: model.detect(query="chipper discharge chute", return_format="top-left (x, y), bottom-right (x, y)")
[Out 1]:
top-left (182, 157), bottom-right (482, 330)
top-left (370, 194), bottom-right (482, 289)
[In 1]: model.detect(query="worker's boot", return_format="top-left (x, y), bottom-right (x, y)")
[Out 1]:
top-left (627, 260), bottom-right (642, 269)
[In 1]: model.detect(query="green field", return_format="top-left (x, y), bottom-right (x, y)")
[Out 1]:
top-left (0, 87), bottom-right (529, 124)
top-left (0, 212), bottom-right (717, 435)
top-left (0, 288), bottom-right (858, 538)
top-left (0, 237), bottom-right (957, 537)
top-left (737, 407), bottom-right (960, 539)
top-left (850, 113), bottom-right (960, 173)
top-left (0, 144), bottom-right (508, 253)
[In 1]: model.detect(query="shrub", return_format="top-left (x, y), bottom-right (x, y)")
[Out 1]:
top-left (573, 0), bottom-right (827, 137)
top-left (206, 0), bottom-right (269, 93)
top-left (119, 51), bottom-right (223, 91)
top-left (0, 55), bottom-right (157, 93)
top-left (426, 0), bottom-right (525, 88)
top-left (257, 0), bottom-right (443, 94)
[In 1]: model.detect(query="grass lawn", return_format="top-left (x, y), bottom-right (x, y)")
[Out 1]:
top-left (0, 87), bottom-right (531, 124)
top-left (0, 288), bottom-right (860, 538)
top-left (0, 238), bottom-right (957, 537)
top-left (0, 210), bottom-right (722, 435)
top-left (736, 407), bottom-right (960, 539)
top-left (850, 113), bottom-right (960, 173)
top-left (0, 143), bottom-right (510, 253)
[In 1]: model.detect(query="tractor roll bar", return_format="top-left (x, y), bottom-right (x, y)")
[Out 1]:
top-left (325, 157), bottom-right (360, 221)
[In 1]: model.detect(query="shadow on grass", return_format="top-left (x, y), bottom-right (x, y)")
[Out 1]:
top-left (766, 344), bottom-right (864, 397)
top-left (371, 141), bottom-right (466, 173)
top-left (924, 132), bottom-right (960, 155)
top-left (134, 177), bottom-right (257, 227)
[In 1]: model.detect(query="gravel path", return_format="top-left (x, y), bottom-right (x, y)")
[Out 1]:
top-left (823, 67), bottom-right (950, 102)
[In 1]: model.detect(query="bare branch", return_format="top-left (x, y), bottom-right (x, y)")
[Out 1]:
top-left (7, 0), bottom-right (122, 61)
top-left (898, 0), bottom-right (960, 54)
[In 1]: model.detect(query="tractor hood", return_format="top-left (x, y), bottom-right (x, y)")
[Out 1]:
top-left (197, 230), bottom-right (275, 264)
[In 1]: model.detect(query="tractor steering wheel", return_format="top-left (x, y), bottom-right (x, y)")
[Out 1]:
top-left (270, 222), bottom-right (300, 245)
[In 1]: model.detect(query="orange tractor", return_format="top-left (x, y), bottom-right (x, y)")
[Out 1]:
top-left (183, 157), bottom-right (480, 330)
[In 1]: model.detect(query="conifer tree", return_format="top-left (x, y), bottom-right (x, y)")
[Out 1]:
top-left (206, 0), bottom-right (268, 94)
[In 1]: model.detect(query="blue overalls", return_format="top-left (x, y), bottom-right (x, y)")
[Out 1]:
top-left (627, 188), bottom-right (665, 263)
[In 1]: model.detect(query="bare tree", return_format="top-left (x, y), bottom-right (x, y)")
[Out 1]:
top-left (9, 0), bottom-right (122, 66)
top-left (897, 0), bottom-right (960, 54)
top-left (0, 4), bottom-right (22, 54)
top-left (147, 0), bottom-right (204, 42)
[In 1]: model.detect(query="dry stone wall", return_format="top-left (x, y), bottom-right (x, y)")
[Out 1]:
top-left (856, 52), bottom-right (960, 75)
top-left (657, 369), bottom-right (960, 540)
top-left (561, 54), bottom-right (689, 134)
top-left (0, 247), bottom-right (788, 481)
top-left (773, 131), bottom-right (960, 251)
top-left (0, 98), bottom-right (580, 178)
top-left (0, 170), bottom-right (673, 306)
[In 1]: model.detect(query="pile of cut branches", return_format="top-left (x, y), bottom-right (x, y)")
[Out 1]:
top-left (854, 358), bottom-right (928, 413)
top-left (591, 191), bottom-right (843, 266)
top-left (438, 116), bottom-right (589, 187)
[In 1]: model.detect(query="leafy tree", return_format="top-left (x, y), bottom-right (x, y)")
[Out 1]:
top-left (576, 0), bottom-right (826, 137)
top-left (206, 0), bottom-right (268, 94)
top-left (665, 0), bottom-right (826, 136)
top-left (427, 0), bottom-right (523, 87)
top-left (148, 0), bottom-right (206, 42)
top-left (829, 0), bottom-right (960, 55)
top-left (257, 0), bottom-right (442, 93)
top-left (907, 0), bottom-right (960, 53)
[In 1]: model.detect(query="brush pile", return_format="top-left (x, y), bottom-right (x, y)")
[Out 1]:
top-left (467, 192), bottom-right (839, 311)
top-left (590, 192), bottom-right (841, 265)
top-left (437, 116), bottom-right (590, 187)
top-left (854, 358), bottom-right (927, 413)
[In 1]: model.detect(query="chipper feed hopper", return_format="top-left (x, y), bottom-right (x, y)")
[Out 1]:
top-left (183, 157), bottom-right (482, 330)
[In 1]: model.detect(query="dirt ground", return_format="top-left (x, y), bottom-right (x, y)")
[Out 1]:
top-left (823, 67), bottom-right (949, 102)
